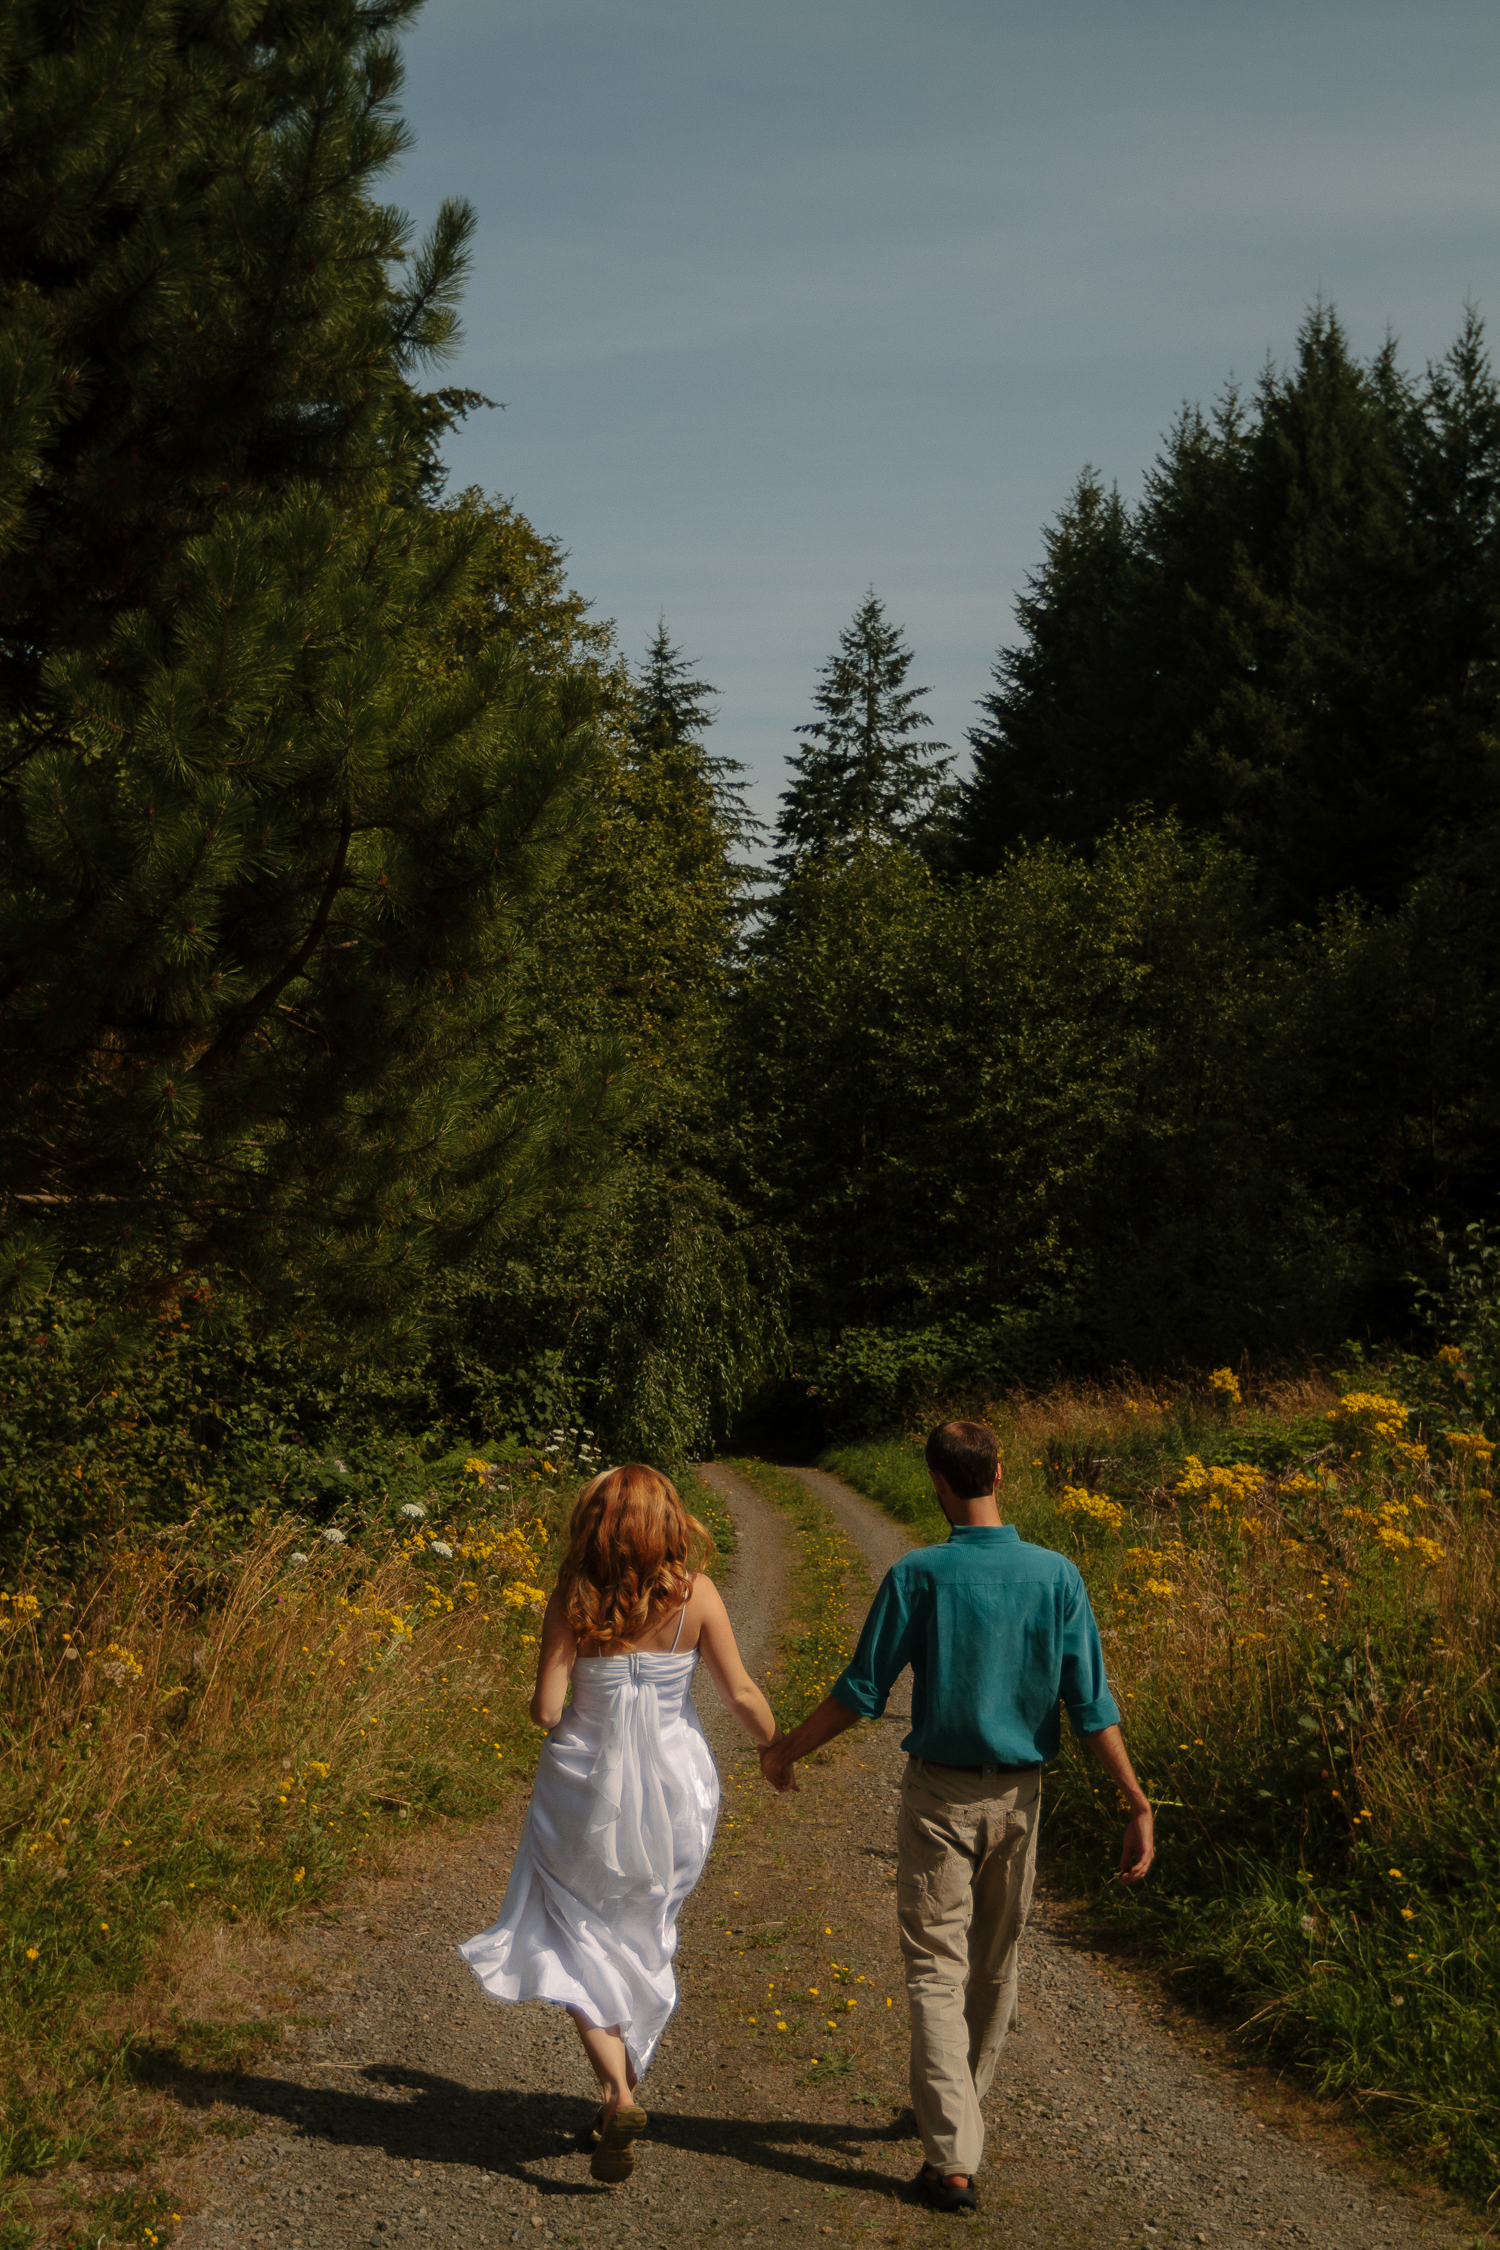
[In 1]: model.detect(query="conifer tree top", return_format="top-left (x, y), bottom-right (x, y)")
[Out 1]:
top-left (773, 591), bottom-right (950, 876)
top-left (630, 621), bottom-right (759, 858)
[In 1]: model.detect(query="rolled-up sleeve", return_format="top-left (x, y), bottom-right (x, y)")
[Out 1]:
top-left (830, 1569), bottom-right (915, 1719)
top-left (1058, 1570), bottom-right (1121, 1736)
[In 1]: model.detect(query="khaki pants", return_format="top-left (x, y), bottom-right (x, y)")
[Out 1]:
top-left (896, 1756), bottom-right (1041, 2178)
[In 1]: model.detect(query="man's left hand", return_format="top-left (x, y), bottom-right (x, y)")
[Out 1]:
top-left (1117, 1807), bottom-right (1154, 1882)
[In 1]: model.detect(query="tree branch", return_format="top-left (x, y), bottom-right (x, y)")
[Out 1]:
top-left (193, 808), bottom-right (354, 1074)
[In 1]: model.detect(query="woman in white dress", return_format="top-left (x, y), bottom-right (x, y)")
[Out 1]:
top-left (459, 1463), bottom-right (780, 2182)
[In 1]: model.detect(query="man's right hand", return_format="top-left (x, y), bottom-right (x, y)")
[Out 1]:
top-left (759, 1740), bottom-right (796, 1793)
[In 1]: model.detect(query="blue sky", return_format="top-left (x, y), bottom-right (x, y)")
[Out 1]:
top-left (394, 0), bottom-right (1500, 836)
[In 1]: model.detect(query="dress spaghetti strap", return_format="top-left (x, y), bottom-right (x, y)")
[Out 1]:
top-left (668, 1576), bottom-right (694, 1652)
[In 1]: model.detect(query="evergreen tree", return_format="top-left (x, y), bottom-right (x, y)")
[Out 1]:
top-left (0, 3), bottom-right (627, 1332)
top-left (560, 623), bottom-right (778, 1456)
top-left (630, 623), bottom-right (717, 759)
top-left (960, 472), bottom-right (1140, 858)
top-left (960, 306), bottom-right (1500, 917)
top-left (773, 592), bottom-right (951, 876)
top-left (629, 622), bottom-right (758, 861)
top-left (0, 0), bottom-right (478, 693)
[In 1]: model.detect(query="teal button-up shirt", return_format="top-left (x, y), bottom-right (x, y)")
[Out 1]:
top-left (829, 1523), bottom-right (1120, 1766)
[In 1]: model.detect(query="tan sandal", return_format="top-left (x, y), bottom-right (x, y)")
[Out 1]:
top-left (589, 2102), bottom-right (648, 2182)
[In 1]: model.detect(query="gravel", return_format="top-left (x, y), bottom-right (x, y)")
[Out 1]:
top-left (168, 1465), bottom-right (1477, 2250)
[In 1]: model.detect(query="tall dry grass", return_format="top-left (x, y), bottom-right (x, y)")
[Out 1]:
top-left (0, 1476), bottom-right (563, 2204)
top-left (8, 1505), bottom-right (546, 1839)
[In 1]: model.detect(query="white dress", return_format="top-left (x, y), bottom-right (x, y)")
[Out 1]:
top-left (458, 1604), bottom-right (720, 2077)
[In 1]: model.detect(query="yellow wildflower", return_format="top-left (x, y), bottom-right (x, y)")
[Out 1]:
top-left (1057, 1486), bottom-right (1124, 1533)
top-left (1177, 1457), bottom-right (1262, 1510)
top-left (1327, 1393), bottom-right (1408, 1453)
top-left (1445, 1430), bottom-right (1494, 1463)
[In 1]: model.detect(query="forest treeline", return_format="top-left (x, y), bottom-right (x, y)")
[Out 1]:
top-left (3, 1), bottom-right (1498, 1547)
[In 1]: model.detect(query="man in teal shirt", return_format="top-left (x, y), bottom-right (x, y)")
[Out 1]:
top-left (762, 1421), bottom-right (1153, 2214)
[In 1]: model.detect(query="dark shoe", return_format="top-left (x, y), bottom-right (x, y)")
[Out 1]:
top-left (589, 2103), bottom-right (648, 2183)
top-left (916, 2164), bottom-right (978, 2213)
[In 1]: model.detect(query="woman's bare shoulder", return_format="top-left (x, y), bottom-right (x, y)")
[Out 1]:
top-left (689, 1572), bottom-right (729, 1623)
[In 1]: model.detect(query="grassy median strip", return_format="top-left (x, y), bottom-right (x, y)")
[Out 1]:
top-left (716, 1460), bottom-right (872, 1732)
top-left (821, 1372), bottom-right (1500, 2210)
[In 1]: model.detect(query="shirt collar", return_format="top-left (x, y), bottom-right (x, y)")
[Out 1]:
top-left (947, 1523), bottom-right (1019, 1543)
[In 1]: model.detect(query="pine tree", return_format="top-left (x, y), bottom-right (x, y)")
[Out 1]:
top-left (961, 472), bottom-right (1140, 862)
top-left (629, 622), bottom-right (758, 861)
top-left (629, 623), bottom-right (716, 762)
top-left (0, 3), bottom-right (626, 1332)
top-left (0, 0), bottom-right (479, 692)
top-left (959, 305), bottom-right (1500, 917)
top-left (773, 592), bottom-right (951, 876)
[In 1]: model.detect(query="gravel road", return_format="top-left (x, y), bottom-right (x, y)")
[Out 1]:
top-left (165, 1464), bottom-right (1476, 2250)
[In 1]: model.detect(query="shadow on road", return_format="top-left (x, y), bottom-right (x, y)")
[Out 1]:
top-left (159, 2060), bottom-right (921, 2201)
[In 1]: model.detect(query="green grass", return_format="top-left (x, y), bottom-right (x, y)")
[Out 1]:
top-left (816, 1395), bottom-right (1500, 2213)
top-left (815, 1436), bottom-right (950, 1544)
top-left (683, 1466), bottom-right (737, 1574)
top-left (719, 1459), bottom-right (872, 1731)
top-left (818, 1432), bottom-right (1055, 1547)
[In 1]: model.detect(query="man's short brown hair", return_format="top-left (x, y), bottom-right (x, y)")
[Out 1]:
top-left (924, 1419), bottom-right (1000, 1500)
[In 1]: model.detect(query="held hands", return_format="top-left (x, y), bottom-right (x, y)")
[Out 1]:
top-left (759, 1735), bottom-right (796, 1793)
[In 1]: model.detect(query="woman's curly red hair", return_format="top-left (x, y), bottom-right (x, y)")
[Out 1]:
top-left (556, 1464), bottom-right (713, 1650)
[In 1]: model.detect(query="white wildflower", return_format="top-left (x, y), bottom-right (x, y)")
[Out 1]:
top-left (430, 1540), bottom-right (454, 1560)
top-left (1300, 1914), bottom-right (1317, 1934)
top-left (333, 1459), bottom-right (347, 1474)
top-left (290, 1551), bottom-right (310, 1565)
top-left (321, 1527), bottom-right (347, 1547)
top-left (399, 1502), bottom-right (427, 1520)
